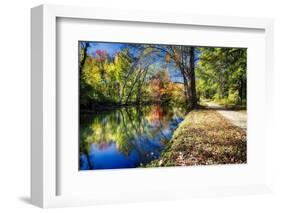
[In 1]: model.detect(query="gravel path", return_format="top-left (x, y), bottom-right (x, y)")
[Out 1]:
top-left (205, 102), bottom-right (247, 130)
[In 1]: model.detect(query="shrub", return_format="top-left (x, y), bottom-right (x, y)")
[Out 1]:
top-left (228, 90), bottom-right (240, 105)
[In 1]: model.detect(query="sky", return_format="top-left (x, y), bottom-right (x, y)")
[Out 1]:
top-left (87, 42), bottom-right (124, 57)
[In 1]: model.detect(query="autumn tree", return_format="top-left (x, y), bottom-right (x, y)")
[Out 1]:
top-left (139, 44), bottom-right (198, 108)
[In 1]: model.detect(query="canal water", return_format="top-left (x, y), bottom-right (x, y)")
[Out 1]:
top-left (79, 105), bottom-right (186, 170)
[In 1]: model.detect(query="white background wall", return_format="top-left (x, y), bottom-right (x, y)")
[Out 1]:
top-left (0, 0), bottom-right (280, 212)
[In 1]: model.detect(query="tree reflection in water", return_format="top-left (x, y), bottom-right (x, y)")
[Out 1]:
top-left (79, 105), bottom-right (186, 170)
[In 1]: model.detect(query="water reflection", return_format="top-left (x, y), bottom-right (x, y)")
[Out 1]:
top-left (79, 105), bottom-right (186, 170)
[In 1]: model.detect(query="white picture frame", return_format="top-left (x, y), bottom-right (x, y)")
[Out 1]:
top-left (31, 4), bottom-right (274, 208)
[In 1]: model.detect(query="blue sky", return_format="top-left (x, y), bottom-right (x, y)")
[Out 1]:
top-left (87, 42), bottom-right (124, 57)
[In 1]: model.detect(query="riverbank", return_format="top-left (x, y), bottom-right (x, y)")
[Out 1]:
top-left (145, 109), bottom-right (247, 167)
top-left (80, 101), bottom-right (181, 113)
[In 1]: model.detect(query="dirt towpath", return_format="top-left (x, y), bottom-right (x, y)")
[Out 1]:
top-left (205, 102), bottom-right (247, 130)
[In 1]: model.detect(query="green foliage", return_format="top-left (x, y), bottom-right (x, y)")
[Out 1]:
top-left (79, 46), bottom-right (188, 108)
top-left (80, 49), bottom-right (133, 107)
top-left (228, 89), bottom-right (241, 105)
top-left (196, 48), bottom-right (247, 106)
top-left (79, 43), bottom-right (247, 110)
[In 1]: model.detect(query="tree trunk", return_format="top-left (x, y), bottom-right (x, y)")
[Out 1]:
top-left (116, 82), bottom-right (121, 105)
top-left (79, 42), bottom-right (90, 109)
top-left (239, 78), bottom-right (245, 105)
top-left (189, 47), bottom-right (197, 108)
top-left (125, 68), bottom-right (143, 104)
top-left (79, 42), bottom-right (89, 75)
top-left (136, 77), bottom-right (141, 104)
top-left (182, 74), bottom-right (189, 105)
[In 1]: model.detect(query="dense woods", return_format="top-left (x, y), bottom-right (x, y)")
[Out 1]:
top-left (196, 48), bottom-right (247, 105)
top-left (79, 42), bottom-right (246, 110)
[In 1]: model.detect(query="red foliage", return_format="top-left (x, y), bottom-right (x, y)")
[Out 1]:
top-left (94, 49), bottom-right (107, 62)
top-left (96, 49), bottom-right (102, 56)
top-left (147, 105), bottom-right (163, 127)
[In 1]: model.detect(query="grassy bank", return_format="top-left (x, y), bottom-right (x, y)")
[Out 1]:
top-left (146, 109), bottom-right (246, 167)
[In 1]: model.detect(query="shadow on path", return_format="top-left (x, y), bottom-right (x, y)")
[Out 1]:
top-left (201, 102), bottom-right (247, 130)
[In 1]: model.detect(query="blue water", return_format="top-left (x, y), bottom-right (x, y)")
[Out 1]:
top-left (79, 105), bottom-right (186, 170)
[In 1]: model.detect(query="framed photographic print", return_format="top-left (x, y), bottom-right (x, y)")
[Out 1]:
top-left (31, 4), bottom-right (274, 208)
